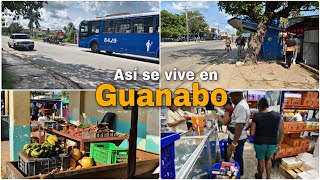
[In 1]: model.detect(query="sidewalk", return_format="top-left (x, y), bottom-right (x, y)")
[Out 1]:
top-left (177, 48), bottom-right (318, 89)
top-left (161, 41), bottom-right (202, 48)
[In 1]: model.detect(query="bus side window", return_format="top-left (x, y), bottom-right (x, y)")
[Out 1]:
top-left (133, 17), bottom-right (153, 34)
top-left (80, 22), bottom-right (89, 37)
top-left (103, 20), bottom-right (115, 33)
top-left (91, 21), bottom-right (100, 35)
top-left (115, 19), bottom-right (131, 34)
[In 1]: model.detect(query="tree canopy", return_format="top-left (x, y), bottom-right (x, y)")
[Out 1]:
top-left (161, 10), bottom-right (209, 38)
top-left (218, 1), bottom-right (318, 23)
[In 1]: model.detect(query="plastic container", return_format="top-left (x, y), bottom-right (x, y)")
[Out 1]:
top-left (219, 139), bottom-right (228, 161)
top-left (89, 142), bottom-right (128, 165)
top-left (161, 132), bottom-right (180, 179)
top-left (248, 135), bottom-right (254, 143)
top-left (210, 162), bottom-right (241, 179)
top-left (18, 151), bottom-right (69, 176)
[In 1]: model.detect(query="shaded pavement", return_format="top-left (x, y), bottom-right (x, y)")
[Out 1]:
top-left (162, 46), bottom-right (318, 89)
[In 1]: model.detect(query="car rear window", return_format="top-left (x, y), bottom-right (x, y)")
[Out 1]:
top-left (13, 35), bottom-right (29, 39)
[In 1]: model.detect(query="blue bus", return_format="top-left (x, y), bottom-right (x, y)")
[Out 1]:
top-left (78, 12), bottom-right (159, 58)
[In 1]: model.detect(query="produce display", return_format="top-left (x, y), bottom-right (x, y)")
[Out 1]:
top-left (68, 147), bottom-right (94, 169)
top-left (23, 135), bottom-right (63, 158)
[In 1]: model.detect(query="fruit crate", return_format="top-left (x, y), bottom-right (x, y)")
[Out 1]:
top-left (161, 132), bottom-right (180, 179)
top-left (18, 151), bottom-right (69, 176)
top-left (89, 142), bottom-right (128, 165)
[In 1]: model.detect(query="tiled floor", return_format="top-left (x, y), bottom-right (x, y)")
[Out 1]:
top-left (218, 126), bottom-right (286, 179)
top-left (1, 140), bottom-right (10, 178)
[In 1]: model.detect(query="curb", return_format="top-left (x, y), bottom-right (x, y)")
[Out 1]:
top-left (299, 63), bottom-right (319, 75)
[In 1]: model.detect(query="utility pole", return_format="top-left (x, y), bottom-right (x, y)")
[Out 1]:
top-left (182, 5), bottom-right (190, 42)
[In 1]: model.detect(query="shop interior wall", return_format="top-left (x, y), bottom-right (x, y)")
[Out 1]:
top-left (69, 91), bottom-right (159, 153)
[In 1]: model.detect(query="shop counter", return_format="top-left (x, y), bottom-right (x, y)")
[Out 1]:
top-left (173, 127), bottom-right (219, 179)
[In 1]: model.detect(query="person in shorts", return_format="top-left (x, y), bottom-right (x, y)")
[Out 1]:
top-left (235, 37), bottom-right (242, 56)
top-left (250, 98), bottom-right (284, 179)
top-left (225, 38), bottom-right (232, 52)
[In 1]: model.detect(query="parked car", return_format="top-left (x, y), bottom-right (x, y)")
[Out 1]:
top-left (8, 33), bottom-right (34, 50)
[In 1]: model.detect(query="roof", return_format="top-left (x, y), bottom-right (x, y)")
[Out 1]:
top-left (84, 12), bottom-right (159, 21)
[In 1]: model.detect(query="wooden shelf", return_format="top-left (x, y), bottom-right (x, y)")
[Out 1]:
top-left (282, 105), bottom-right (319, 110)
top-left (285, 129), bottom-right (319, 134)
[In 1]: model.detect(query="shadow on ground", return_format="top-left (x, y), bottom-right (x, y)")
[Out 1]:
top-left (83, 50), bottom-right (159, 64)
top-left (3, 52), bottom-right (158, 89)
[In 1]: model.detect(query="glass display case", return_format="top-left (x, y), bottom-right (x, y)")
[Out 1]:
top-left (174, 126), bottom-right (220, 179)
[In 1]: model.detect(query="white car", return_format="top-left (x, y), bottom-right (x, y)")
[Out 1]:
top-left (8, 33), bottom-right (34, 50)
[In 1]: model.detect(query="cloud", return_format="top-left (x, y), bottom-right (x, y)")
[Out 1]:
top-left (219, 10), bottom-right (233, 19)
top-left (3, 1), bottom-right (159, 30)
top-left (164, 1), bottom-right (211, 11)
top-left (222, 25), bottom-right (236, 34)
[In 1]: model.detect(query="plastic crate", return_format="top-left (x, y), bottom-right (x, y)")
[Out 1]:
top-left (18, 151), bottom-right (69, 176)
top-left (161, 132), bottom-right (180, 179)
top-left (219, 139), bottom-right (228, 161)
top-left (89, 142), bottom-right (128, 165)
top-left (210, 162), bottom-right (241, 179)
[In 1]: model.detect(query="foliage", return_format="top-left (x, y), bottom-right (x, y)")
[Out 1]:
top-left (8, 22), bottom-right (23, 33)
top-left (236, 27), bottom-right (253, 37)
top-left (218, 1), bottom-right (319, 63)
top-left (30, 91), bottom-right (47, 98)
top-left (63, 22), bottom-right (77, 43)
top-left (161, 10), bottom-right (186, 38)
top-left (59, 91), bottom-right (69, 99)
top-left (161, 10), bottom-right (209, 38)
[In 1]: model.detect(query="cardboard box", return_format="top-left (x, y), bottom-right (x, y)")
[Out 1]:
top-left (301, 98), bottom-right (311, 106)
top-left (300, 139), bottom-right (311, 148)
top-left (285, 145), bottom-right (294, 156)
top-left (294, 146), bottom-right (302, 154)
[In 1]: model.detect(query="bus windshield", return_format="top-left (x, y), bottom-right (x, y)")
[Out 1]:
top-left (79, 21), bottom-right (100, 37)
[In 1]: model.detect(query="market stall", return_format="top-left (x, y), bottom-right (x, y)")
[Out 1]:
top-left (3, 90), bottom-right (160, 179)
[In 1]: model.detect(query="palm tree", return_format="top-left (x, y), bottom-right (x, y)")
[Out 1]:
top-left (24, 9), bottom-right (41, 37)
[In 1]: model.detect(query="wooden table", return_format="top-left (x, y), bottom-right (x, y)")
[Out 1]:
top-left (40, 125), bottom-right (128, 152)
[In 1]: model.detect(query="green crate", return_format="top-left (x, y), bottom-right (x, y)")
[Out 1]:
top-left (89, 142), bottom-right (128, 165)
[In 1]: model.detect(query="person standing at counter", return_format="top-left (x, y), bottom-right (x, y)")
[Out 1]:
top-left (219, 97), bottom-right (234, 133)
top-left (289, 109), bottom-right (303, 122)
top-left (250, 98), bottom-right (284, 179)
top-left (166, 103), bottom-right (189, 133)
top-left (227, 91), bottom-right (250, 176)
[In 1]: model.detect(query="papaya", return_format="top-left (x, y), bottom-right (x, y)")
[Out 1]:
top-left (70, 148), bottom-right (82, 161)
top-left (47, 138), bottom-right (56, 145)
top-left (78, 157), bottom-right (93, 168)
top-left (75, 165), bottom-right (82, 170)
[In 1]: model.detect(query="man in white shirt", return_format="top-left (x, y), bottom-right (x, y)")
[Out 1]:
top-left (166, 104), bottom-right (189, 133)
top-left (290, 109), bottom-right (303, 122)
top-left (227, 91), bottom-right (250, 176)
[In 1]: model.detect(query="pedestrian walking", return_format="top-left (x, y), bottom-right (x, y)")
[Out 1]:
top-left (283, 33), bottom-right (296, 69)
top-left (241, 36), bottom-right (246, 50)
top-left (225, 38), bottom-right (232, 52)
top-left (293, 35), bottom-right (301, 64)
top-left (236, 36), bottom-right (242, 56)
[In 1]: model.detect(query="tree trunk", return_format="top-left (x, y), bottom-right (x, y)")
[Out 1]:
top-left (244, 19), bottom-right (269, 64)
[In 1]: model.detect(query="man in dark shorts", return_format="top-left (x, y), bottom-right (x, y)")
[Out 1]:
top-left (283, 33), bottom-right (296, 69)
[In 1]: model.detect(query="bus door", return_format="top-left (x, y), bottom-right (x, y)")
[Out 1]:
top-left (131, 16), bottom-right (159, 57)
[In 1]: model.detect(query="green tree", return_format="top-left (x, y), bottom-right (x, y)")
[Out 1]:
top-left (187, 11), bottom-right (209, 36)
top-left (8, 22), bottom-right (23, 33)
top-left (218, 1), bottom-right (318, 64)
top-left (161, 10), bottom-right (186, 38)
top-left (59, 91), bottom-right (69, 99)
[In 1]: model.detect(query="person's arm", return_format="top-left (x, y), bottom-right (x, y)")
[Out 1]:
top-left (278, 119), bottom-right (285, 145)
top-left (167, 119), bottom-right (186, 127)
top-left (229, 106), bottom-right (247, 151)
top-left (232, 123), bottom-right (245, 145)
top-left (283, 44), bottom-right (287, 55)
top-left (219, 111), bottom-right (230, 125)
top-left (250, 122), bottom-right (256, 136)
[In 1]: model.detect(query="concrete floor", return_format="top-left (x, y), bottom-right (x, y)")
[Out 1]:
top-left (1, 140), bottom-right (10, 178)
top-left (218, 126), bottom-right (285, 179)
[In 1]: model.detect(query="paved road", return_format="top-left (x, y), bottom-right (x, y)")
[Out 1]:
top-left (2, 36), bottom-right (159, 89)
top-left (161, 40), bottom-right (229, 88)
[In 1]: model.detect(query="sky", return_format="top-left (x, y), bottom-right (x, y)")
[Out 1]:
top-left (161, 1), bottom-right (237, 34)
top-left (161, 1), bottom-right (320, 35)
top-left (3, 1), bottom-right (159, 30)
